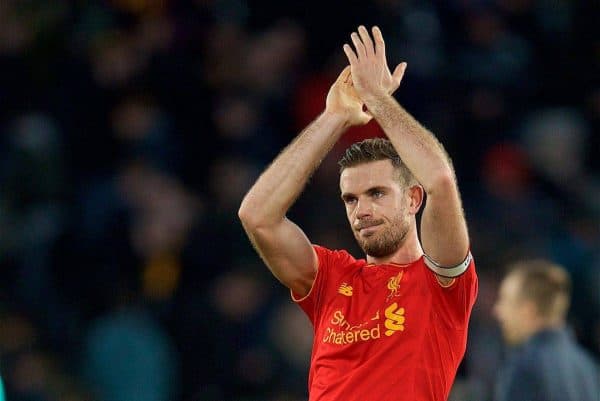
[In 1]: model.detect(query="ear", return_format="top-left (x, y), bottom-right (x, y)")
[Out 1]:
top-left (407, 184), bottom-right (424, 215)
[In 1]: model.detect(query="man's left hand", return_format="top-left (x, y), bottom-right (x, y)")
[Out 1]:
top-left (343, 26), bottom-right (407, 102)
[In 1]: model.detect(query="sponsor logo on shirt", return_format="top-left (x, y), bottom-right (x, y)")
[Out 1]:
top-left (323, 310), bottom-right (380, 344)
top-left (322, 305), bottom-right (405, 345)
top-left (384, 302), bottom-right (405, 336)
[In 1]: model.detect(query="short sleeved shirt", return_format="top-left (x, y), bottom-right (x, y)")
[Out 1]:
top-left (292, 245), bottom-right (478, 401)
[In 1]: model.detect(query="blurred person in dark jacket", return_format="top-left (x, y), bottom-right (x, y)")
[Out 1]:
top-left (493, 260), bottom-right (599, 401)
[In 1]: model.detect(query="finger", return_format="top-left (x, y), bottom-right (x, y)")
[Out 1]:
top-left (334, 65), bottom-right (351, 85)
top-left (342, 65), bottom-right (352, 82)
top-left (372, 26), bottom-right (386, 61)
top-left (358, 25), bottom-right (375, 57)
top-left (392, 62), bottom-right (407, 85)
top-left (343, 43), bottom-right (358, 65)
top-left (350, 32), bottom-right (366, 59)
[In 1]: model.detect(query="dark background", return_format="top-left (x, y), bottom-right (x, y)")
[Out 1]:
top-left (0, 0), bottom-right (598, 400)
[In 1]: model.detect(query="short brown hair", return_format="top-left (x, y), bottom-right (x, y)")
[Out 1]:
top-left (508, 260), bottom-right (571, 321)
top-left (338, 138), bottom-right (415, 187)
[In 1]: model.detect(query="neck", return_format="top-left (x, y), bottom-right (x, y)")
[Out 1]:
top-left (520, 318), bottom-right (566, 344)
top-left (366, 223), bottom-right (422, 265)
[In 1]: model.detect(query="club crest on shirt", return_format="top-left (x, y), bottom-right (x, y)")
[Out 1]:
top-left (386, 271), bottom-right (403, 301)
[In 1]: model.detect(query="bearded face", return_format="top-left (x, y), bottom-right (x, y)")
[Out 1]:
top-left (353, 208), bottom-right (410, 257)
top-left (340, 160), bottom-right (417, 259)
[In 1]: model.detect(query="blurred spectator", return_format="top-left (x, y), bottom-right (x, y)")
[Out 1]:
top-left (111, 93), bottom-right (182, 175)
top-left (493, 260), bottom-right (599, 401)
top-left (520, 108), bottom-right (591, 187)
top-left (0, 310), bottom-right (92, 401)
top-left (82, 302), bottom-right (179, 401)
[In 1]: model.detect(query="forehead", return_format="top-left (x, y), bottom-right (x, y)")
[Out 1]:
top-left (340, 160), bottom-right (397, 192)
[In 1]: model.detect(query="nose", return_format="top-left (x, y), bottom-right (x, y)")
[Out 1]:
top-left (355, 198), bottom-right (373, 219)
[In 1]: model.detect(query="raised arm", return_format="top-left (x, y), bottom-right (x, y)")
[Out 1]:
top-left (343, 26), bottom-right (469, 277)
top-left (238, 67), bottom-right (372, 297)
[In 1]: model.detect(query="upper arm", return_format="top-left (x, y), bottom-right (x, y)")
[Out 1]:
top-left (240, 216), bottom-right (318, 297)
top-left (420, 173), bottom-right (470, 282)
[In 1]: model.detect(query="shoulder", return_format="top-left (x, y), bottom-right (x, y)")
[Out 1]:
top-left (571, 340), bottom-right (600, 371)
top-left (496, 351), bottom-right (544, 401)
top-left (500, 347), bottom-right (544, 390)
top-left (313, 245), bottom-right (360, 268)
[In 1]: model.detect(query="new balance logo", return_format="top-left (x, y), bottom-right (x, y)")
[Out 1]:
top-left (338, 283), bottom-right (353, 296)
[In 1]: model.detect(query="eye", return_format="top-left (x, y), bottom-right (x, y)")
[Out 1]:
top-left (372, 190), bottom-right (384, 199)
top-left (343, 196), bottom-right (357, 205)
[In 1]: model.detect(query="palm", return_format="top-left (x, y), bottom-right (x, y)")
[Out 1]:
top-left (343, 26), bottom-right (406, 100)
top-left (326, 66), bottom-right (371, 126)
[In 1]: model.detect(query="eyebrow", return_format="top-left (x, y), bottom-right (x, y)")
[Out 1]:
top-left (341, 186), bottom-right (389, 200)
top-left (366, 186), bottom-right (387, 194)
top-left (340, 192), bottom-right (355, 201)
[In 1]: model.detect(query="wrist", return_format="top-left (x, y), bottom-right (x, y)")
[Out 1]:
top-left (361, 91), bottom-right (391, 108)
top-left (322, 108), bottom-right (353, 129)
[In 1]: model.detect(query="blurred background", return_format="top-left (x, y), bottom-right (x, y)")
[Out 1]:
top-left (0, 0), bottom-right (598, 400)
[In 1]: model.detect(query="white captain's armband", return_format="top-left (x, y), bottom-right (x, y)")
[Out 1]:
top-left (424, 252), bottom-right (472, 278)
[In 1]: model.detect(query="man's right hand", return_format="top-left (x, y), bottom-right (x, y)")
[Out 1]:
top-left (325, 66), bottom-right (373, 127)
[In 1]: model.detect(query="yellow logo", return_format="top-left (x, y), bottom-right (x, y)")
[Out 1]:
top-left (322, 305), bottom-right (406, 345)
top-left (386, 271), bottom-right (403, 300)
top-left (384, 302), bottom-right (405, 336)
top-left (338, 283), bottom-right (353, 296)
top-left (324, 310), bottom-right (379, 344)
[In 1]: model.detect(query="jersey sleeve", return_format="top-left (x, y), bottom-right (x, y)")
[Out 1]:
top-left (291, 245), bottom-right (354, 324)
top-left (424, 254), bottom-right (478, 330)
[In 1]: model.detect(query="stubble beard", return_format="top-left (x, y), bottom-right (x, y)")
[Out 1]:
top-left (355, 215), bottom-right (410, 258)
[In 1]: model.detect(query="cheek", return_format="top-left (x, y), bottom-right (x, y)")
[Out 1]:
top-left (495, 302), bottom-right (509, 321)
top-left (390, 196), bottom-right (407, 213)
top-left (492, 303), bottom-right (501, 319)
top-left (375, 199), bottom-right (396, 216)
top-left (346, 207), bottom-right (356, 224)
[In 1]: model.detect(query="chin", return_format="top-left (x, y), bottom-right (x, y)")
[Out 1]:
top-left (361, 238), bottom-right (401, 258)
top-left (354, 221), bottom-right (409, 257)
top-left (504, 332), bottom-right (524, 346)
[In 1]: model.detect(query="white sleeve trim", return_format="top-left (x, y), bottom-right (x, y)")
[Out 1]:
top-left (424, 251), bottom-right (472, 278)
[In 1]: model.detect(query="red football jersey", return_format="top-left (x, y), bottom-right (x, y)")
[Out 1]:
top-left (292, 245), bottom-right (478, 401)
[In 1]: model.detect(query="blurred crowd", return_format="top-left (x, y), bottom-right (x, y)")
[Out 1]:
top-left (0, 0), bottom-right (598, 400)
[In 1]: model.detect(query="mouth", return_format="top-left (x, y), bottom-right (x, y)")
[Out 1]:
top-left (357, 222), bottom-right (383, 235)
top-left (356, 220), bottom-right (383, 231)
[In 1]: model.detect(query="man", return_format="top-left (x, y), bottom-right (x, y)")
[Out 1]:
top-left (239, 26), bottom-right (478, 401)
top-left (494, 260), bottom-right (599, 401)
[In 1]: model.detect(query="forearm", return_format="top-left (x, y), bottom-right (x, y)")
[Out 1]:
top-left (239, 111), bottom-right (348, 227)
top-left (364, 94), bottom-right (454, 193)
